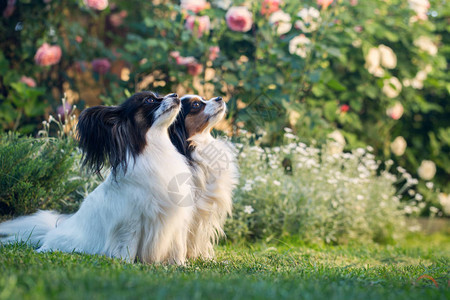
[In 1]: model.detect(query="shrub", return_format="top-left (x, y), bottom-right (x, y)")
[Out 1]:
top-left (0, 106), bottom-right (101, 217)
top-left (225, 130), bottom-right (419, 244)
top-left (0, 133), bottom-right (82, 216)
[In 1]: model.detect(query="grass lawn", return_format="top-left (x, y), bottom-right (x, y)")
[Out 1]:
top-left (0, 234), bottom-right (448, 300)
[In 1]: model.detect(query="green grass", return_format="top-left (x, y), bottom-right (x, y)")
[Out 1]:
top-left (0, 234), bottom-right (449, 300)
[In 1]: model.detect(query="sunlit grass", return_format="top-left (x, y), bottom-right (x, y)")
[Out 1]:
top-left (0, 233), bottom-right (448, 299)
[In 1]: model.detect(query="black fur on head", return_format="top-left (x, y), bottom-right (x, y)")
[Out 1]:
top-left (168, 98), bottom-right (196, 162)
top-left (77, 91), bottom-right (164, 177)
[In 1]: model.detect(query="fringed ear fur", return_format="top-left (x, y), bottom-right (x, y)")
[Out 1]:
top-left (169, 113), bottom-right (194, 162)
top-left (77, 105), bottom-right (144, 177)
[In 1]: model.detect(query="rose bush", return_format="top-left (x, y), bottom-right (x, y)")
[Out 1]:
top-left (0, 0), bottom-right (448, 216)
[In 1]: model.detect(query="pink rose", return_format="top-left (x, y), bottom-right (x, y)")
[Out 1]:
top-left (187, 62), bottom-right (203, 76)
top-left (208, 46), bottom-right (220, 61)
top-left (317, 0), bottom-right (334, 9)
top-left (171, 53), bottom-right (203, 76)
top-left (75, 36), bottom-right (83, 43)
top-left (34, 43), bottom-right (62, 66)
top-left (261, 0), bottom-right (281, 16)
top-left (170, 51), bottom-right (180, 59)
top-left (170, 52), bottom-right (196, 65)
top-left (176, 56), bottom-right (196, 66)
top-left (91, 58), bottom-right (111, 74)
top-left (350, 0), bottom-right (358, 5)
top-left (226, 6), bottom-right (253, 32)
top-left (185, 15), bottom-right (211, 38)
top-left (3, 0), bottom-right (16, 18)
top-left (180, 0), bottom-right (209, 13)
top-left (20, 76), bottom-right (36, 88)
top-left (84, 0), bottom-right (109, 11)
top-left (109, 10), bottom-right (128, 27)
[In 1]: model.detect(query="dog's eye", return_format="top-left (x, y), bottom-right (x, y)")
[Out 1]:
top-left (144, 97), bottom-right (156, 104)
top-left (192, 102), bottom-right (201, 109)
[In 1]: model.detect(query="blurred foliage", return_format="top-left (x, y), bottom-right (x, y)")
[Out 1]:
top-left (0, 0), bottom-right (448, 213)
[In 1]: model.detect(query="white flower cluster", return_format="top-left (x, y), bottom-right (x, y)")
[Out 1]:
top-left (269, 10), bottom-right (292, 35)
top-left (229, 131), bottom-right (421, 244)
top-left (365, 45), bottom-right (397, 77)
top-left (295, 7), bottom-right (321, 33)
top-left (265, 6), bottom-right (321, 58)
top-left (414, 36), bottom-right (438, 56)
top-left (408, 0), bottom-right (430, 22)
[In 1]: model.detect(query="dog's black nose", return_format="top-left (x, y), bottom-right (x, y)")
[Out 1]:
top-left (168, 93), bottom-right (178, 98)
top-left (215, 97), bottom-right (223, 102)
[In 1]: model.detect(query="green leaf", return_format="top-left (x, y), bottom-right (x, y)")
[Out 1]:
top-left (326, 79), bottom-right (347, 92)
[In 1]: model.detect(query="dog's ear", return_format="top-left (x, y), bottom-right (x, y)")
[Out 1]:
top-left (169, 113), bottom-right (194, 162)
top-left (77, 105), bottom-right (139, 177)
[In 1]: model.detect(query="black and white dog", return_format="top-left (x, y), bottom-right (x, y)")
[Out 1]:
top-left (0, 92), bottom-right (194, 265)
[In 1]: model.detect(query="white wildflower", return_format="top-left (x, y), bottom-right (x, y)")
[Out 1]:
top-left (356, 148), bottom-right (365, 155)
top-left (397, 166), bottom-right (406, 173)
top-left (327, 178), bottom-right (338, 185)
top-left (327, 130), bottom-right (346, 155)
top-left (408, 178), bottom-right (419, 185)
top-left (273, 180), bottom-right (281, 186)
top-left (242, 182), bottom-right (253, 192)
top-left (425, 182), bottom-right (434, 189)
top-left (404, 206), bottom-right (413, 214)
top-left (415, 193), bottom-right (423, 201)
top-left (429, 206), bottom-right (439, 214)
top-left (244, 205), bottom-right (254, 214)
top-left (284, 133), bottom-right (297, 139)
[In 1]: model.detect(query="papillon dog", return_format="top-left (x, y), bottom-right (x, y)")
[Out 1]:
top-left (169, 95), bottom-right (239, 259)
top-left (0, 92), bottom-right (194, 265)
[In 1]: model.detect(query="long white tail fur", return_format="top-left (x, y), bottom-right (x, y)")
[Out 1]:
top-left (0, 210), bottom-right (67, 246)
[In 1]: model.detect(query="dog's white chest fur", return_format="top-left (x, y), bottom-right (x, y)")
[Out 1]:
top-left (187, 134), bottom-right (239, 258)
top-left (40, 131), bottom-right (193, 264)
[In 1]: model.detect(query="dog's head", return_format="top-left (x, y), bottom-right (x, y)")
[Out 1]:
top-left (77, 91), bottom-right (180, 176)
top-left (169, 94), bottom-right (226, 160)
